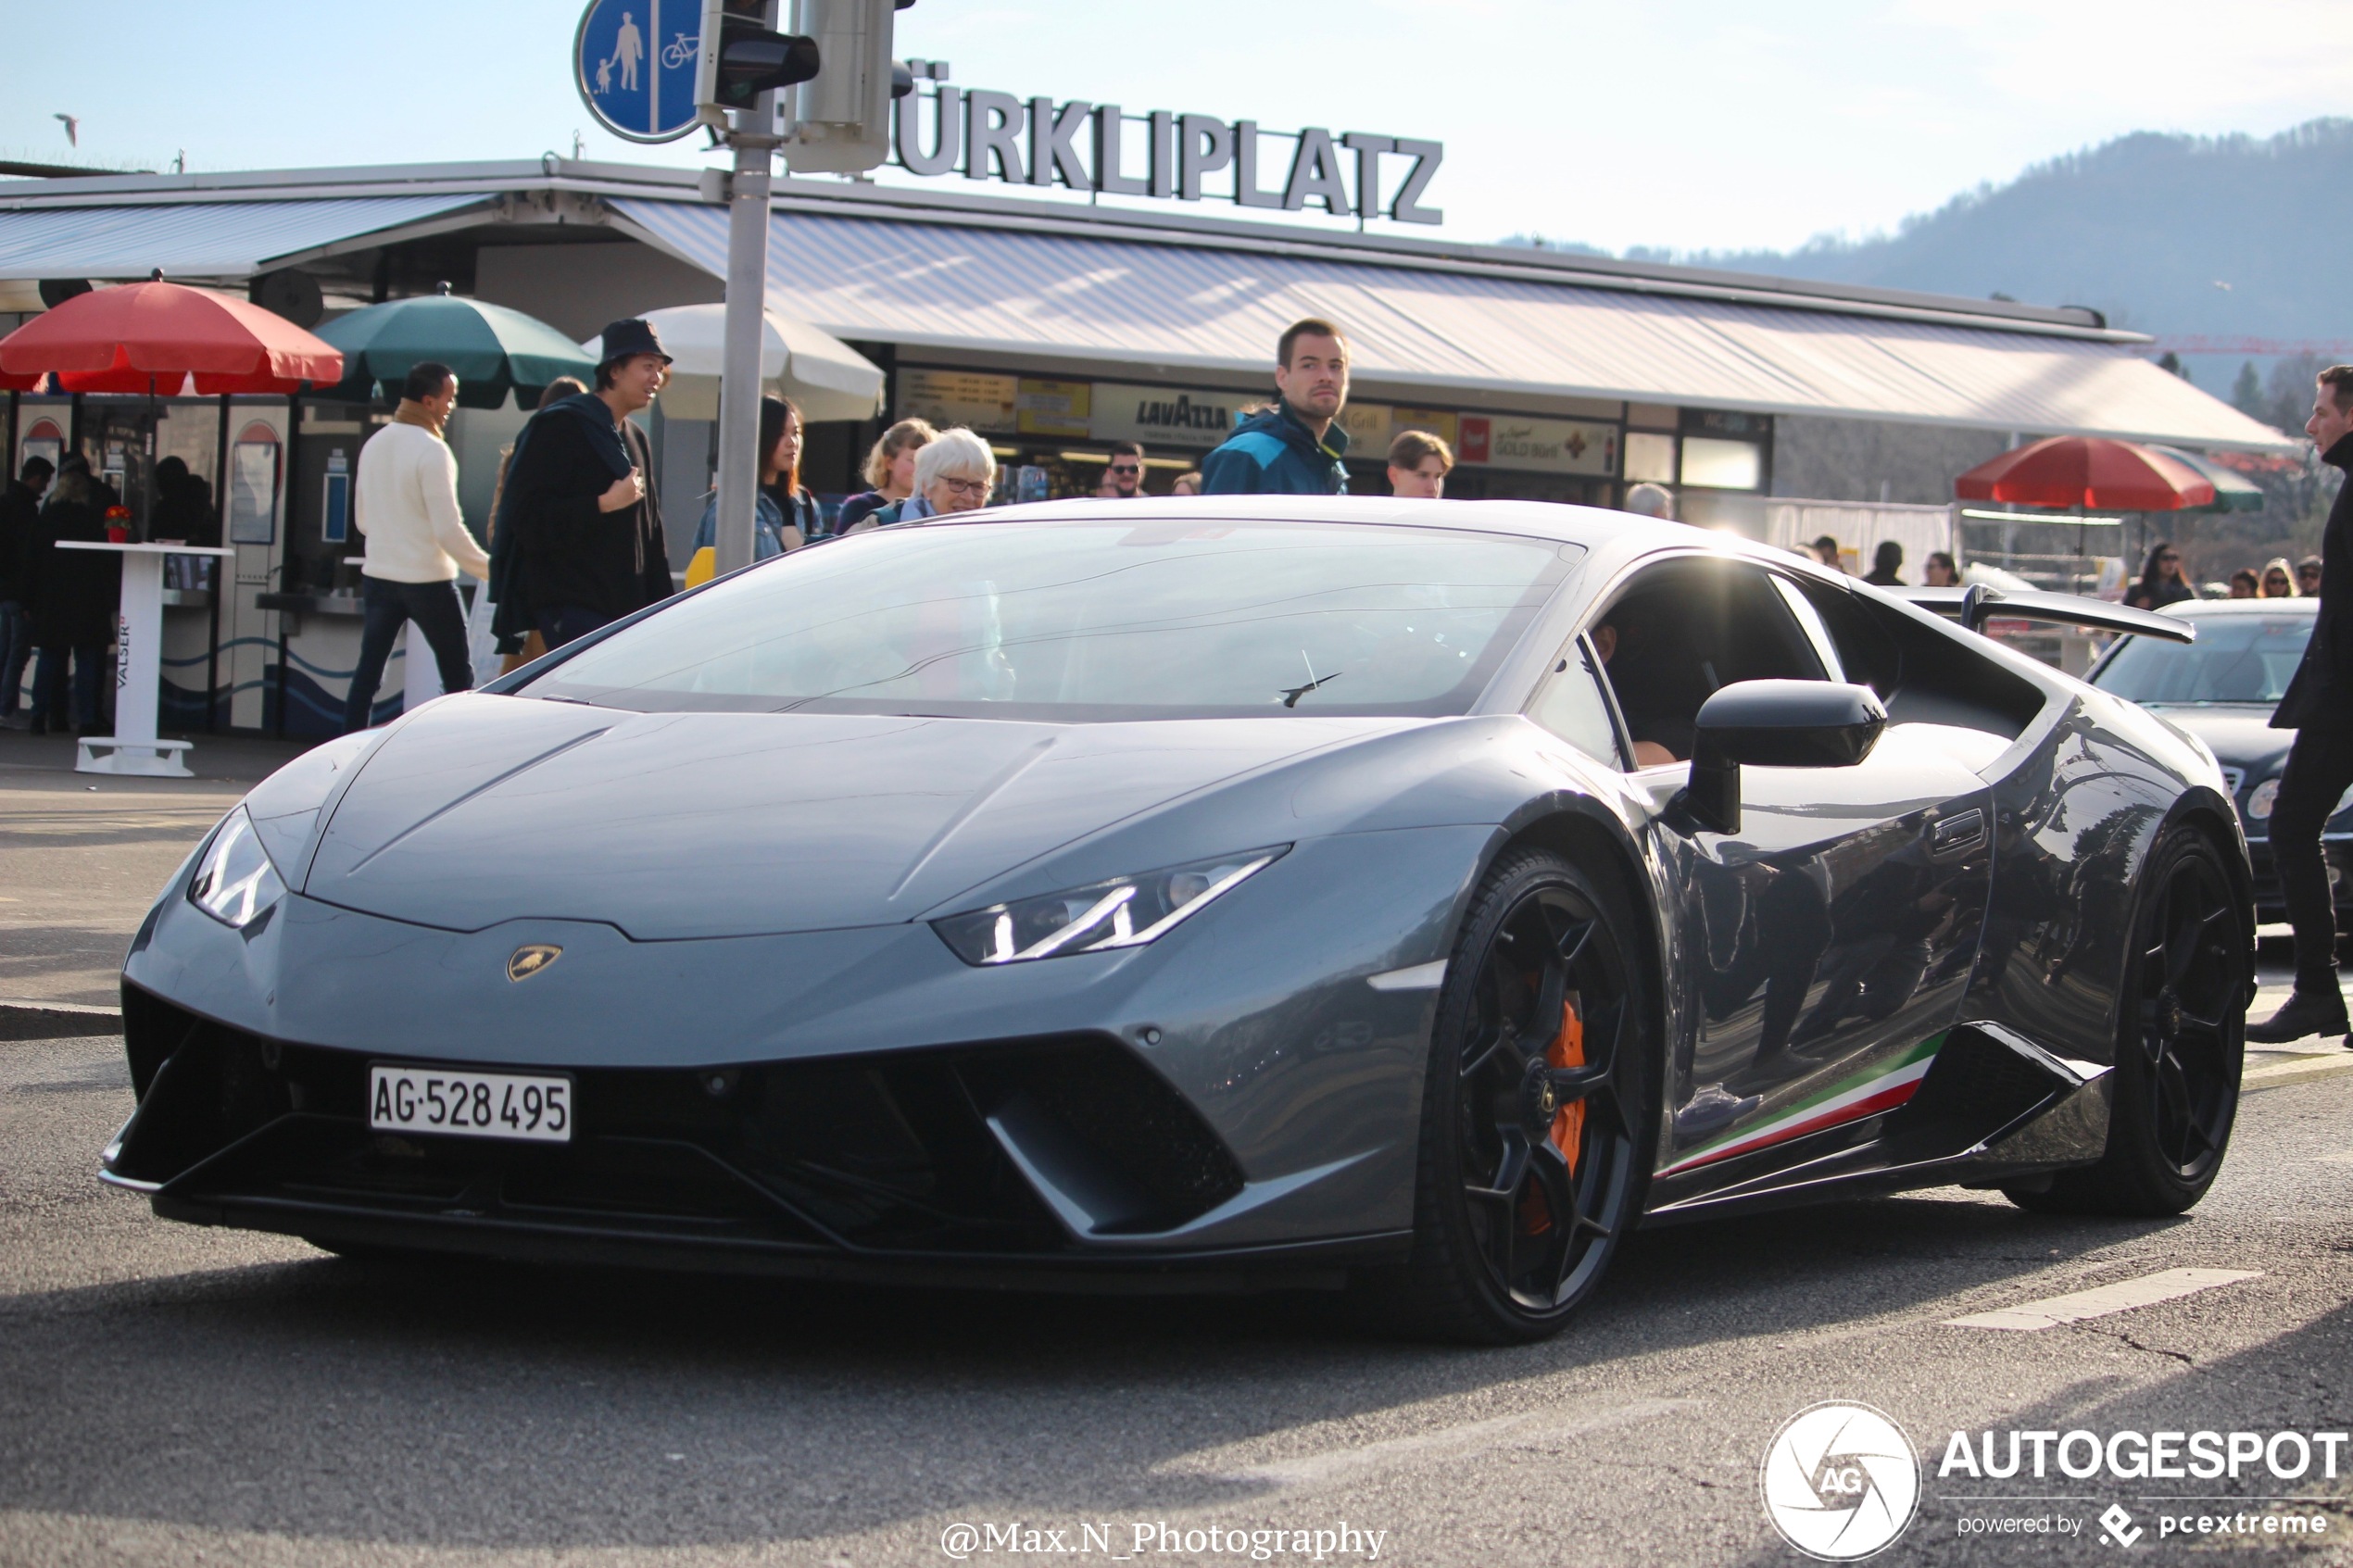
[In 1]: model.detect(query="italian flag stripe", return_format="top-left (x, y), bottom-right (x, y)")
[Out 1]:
top-left (1660, 1032), bottom-right (1946, 1178)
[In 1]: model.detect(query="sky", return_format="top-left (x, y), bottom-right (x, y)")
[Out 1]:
top-left (6, 1), bottom-right (2352, 256)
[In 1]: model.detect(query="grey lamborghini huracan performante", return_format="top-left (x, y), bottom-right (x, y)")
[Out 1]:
top-left (106, 499), bottom-right (2254, 1342)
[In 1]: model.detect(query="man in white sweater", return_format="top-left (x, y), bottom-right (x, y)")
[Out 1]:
top-left (343, 361), bottom-right (493, 732)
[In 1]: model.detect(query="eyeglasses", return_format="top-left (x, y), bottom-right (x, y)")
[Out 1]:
top-left (1108, 463), bottom-right (1140, 474)
top-left (2158, 553), bottom-right (2181, 563)
top-left (937, 476), bottom-right (991, 497)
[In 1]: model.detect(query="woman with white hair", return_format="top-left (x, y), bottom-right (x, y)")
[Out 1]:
top-left (856, 427), bottom-right (998, 527)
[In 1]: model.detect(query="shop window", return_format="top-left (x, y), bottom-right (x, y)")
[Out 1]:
top-left (1623, 431), bottom-right (1678, 484)
top-left (1680, 436), bottom-right (1761, 491)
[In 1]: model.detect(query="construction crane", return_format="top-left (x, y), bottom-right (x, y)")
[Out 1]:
top-left (2147, 335), bottom-right (2353, 358)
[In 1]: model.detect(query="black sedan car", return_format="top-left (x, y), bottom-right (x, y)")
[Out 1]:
top-left (104, 500), bottom-right (2252, 1342)
top-left (2086, 596), bottom-right (2353, 924)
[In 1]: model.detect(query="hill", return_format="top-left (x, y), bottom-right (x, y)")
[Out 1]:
top-left (1509, 121), bottom-right (2353, 572)
top-left (1513, 119), bottom-right (2353, 388)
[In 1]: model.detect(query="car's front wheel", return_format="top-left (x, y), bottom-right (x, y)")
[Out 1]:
top-left (2007, 827), bottom-right (2246, 1216)
top-left (1379, 846), bottom-right (1655, 1343)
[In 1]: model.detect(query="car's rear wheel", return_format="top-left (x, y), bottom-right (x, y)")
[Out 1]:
top-left (1378, 846), bottom-right (1654, 1343)
top-left (2007, 828), bottom-right (2246, 1216)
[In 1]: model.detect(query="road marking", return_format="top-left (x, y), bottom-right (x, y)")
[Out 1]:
top-left (1944, 1268), bottom-right (2260, 1331)
top-left (2243, 1053), bottom-right (2353, 1092)
top-left (1168, 1395), bottom-right (1696, 1495)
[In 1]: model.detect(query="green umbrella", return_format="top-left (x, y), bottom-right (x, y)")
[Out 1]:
top-left (315, 284), bottom-right (596, 408)
top-left (2149, 445), bottom-right (2268, 514)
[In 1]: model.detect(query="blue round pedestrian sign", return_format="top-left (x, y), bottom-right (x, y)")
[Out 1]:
top-left (574, 0), bottom-right (702, 144)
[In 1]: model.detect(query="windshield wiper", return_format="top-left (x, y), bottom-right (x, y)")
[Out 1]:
top-left (1280, 651), bottom-right (1344, 709)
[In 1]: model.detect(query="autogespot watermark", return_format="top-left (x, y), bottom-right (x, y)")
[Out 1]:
top-left (936, 1522), bottom-right (1389, 1562)
top-left (1760, 1403), bottom-right (2347, 1556)
top-left (1940, 1426), bottom-right (2343, 1549)
top-left (1760, 1402), bottom-right (1922, 1561)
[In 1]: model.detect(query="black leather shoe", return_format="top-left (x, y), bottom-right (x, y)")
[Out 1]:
top-left (2246, 989), bottom-right (2352, 1044)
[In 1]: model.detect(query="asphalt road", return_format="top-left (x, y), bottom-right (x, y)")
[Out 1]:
top-left (0, 733), bottom-right (302, 1009)
top-left (3, 1029), bottom-right (2348, 1567)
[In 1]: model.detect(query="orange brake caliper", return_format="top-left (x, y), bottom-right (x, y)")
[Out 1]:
top-left (1517, 992), bottom-right (1587, 1236)
top-left (1548, 993), bottom-right (1586, 1175)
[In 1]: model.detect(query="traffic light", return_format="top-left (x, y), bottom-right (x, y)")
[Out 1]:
top-left (778, 0), bottom-right (915, 174)
top-left (694, 0), bottom-right (822, 121)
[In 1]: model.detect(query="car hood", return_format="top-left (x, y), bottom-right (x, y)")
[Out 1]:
top-left (300, 695), bottom-right (1410, 938)
top-left (2137, 704), bottom-right (2289, 771)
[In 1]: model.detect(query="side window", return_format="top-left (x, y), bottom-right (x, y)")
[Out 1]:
top-left (1772, 576), bottom-right (1847, 683)
top-left (1528, 638), bottom-right (1628, 769)
top-left (1789, 575), bottom-right (1902, 698)
top-left (1588, 558), bottom-right (1826, 764)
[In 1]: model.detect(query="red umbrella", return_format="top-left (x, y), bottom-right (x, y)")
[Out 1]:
top-left (0, 277), bottom-right (342, 395)
top-left (1954, 435), bottom-right (2215, 511)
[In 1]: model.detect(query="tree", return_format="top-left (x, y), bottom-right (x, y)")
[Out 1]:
top-left (2233, 361), bottom-right (2264, 420)
top-left (2266, 353), bottom-right (2330, 434)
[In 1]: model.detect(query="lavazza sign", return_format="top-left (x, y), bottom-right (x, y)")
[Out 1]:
top-left (887, 71), bottom-right (1444, 225)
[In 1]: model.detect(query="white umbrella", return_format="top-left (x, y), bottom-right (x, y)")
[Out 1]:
top-left (584, 304), bottom-right (884, 423)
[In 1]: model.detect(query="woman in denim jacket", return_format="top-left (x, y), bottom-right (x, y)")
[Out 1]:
top-left (693, 395), bottom-right (821, 562)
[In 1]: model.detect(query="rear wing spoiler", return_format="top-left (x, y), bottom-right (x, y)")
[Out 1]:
top-left (1895, 585), bottom-right (2196, 645)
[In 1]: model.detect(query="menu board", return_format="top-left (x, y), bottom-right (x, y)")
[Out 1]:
top-left (1341, 404), bottom-right (1460, 461)
top-left (1334, 402), bottom-right (1391, 456)
top-left (1016, 379), bottom-right (1092, 438)
top-left (1457, 415), bottom-right (1617, 476)
top-left (228, 426), bottom-right (281, 546)
top-left (1390, 407), bottom-right (1460, 447)
top-left (900, 369), bottom-right (1018, 433)
top-left (1088, 383), bottom-right (1250, 448)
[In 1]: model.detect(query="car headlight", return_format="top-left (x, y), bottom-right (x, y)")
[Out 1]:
top-left (933, 847), bottom-right (1289, 966)
top-left (188, 807), bottom-right (287, 929)
top-left (2247, 778), bottom-right (2280, 822)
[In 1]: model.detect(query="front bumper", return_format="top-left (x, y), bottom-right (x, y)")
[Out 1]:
top-left (109, 826), bottom-right (1491, 1277)
top-left (107, 985), bottom-right (1398, 1289)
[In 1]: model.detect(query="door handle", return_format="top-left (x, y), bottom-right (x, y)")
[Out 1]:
top-left (1931, 809), bottom-right (1987, 858)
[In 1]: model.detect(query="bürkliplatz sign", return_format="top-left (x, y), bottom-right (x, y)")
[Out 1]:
top-left (889, 65), bottom-right (1443, 224)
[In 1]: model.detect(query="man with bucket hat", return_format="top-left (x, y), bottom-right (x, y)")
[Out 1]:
top-left (496, 318), bottom-right (676, 649)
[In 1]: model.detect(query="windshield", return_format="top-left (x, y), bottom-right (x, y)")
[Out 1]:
top-left (523, 517), bottom-right (1580, 721)
top-left (2090, 614), bottom-right (2311, 705)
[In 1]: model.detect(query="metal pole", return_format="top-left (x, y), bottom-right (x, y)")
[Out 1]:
top-left (208, 394), bottom-right (230, 733)
top-left (713, 126), bottom-right (778, 577)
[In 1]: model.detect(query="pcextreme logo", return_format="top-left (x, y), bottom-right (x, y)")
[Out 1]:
top-left (1760, 1402), bottom-right (1922, 1561)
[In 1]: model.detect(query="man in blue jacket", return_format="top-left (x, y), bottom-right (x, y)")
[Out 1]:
top-left (1200, 318), bottom-right (1353, 495)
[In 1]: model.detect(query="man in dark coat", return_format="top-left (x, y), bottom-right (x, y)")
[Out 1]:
top-left (149, 456), bottom-right (220, 547)
top-left (499, 319), bottom-right (675, 649)
top-left (0, 455), bottom-right (51, 725)
top-left (1199, 318), bottom-right (1353, 496)
top-left (26, 457), bottom-right (117, 735)
top-left (2249, 363), bottom-right (2353, 1047)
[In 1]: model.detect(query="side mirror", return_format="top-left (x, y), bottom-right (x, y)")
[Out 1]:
top-left (1679, 680), bottom-right (1888, 834)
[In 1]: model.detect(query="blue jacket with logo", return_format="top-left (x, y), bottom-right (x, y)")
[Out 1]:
top-left (1200, 404), bottom-right (1351, 496)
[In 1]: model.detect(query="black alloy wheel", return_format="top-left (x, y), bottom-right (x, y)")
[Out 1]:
top-left (1381, 846), bottom-right (1653, 1343)
top-left (2009, 829), bottom-right (2246, 1216)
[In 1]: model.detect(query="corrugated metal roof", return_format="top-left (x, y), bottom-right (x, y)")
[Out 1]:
top-left (615, 197), bottom-right (2293, 453)
top-left (0, 195), bottom-right (486, 282)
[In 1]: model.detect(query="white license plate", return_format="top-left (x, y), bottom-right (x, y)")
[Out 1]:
top-left (368, 1065), bottom-right (573, 1144)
